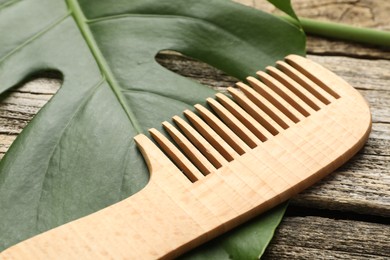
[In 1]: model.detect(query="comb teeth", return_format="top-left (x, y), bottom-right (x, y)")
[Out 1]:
top-left (148, 57), bottom-right (341, 182)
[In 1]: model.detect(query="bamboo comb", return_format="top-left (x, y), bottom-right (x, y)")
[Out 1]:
top-left (1, 55), bottom-right (371, 259)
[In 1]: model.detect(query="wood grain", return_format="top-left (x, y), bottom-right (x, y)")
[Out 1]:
top-left (263, 216), bottom-right (390, 259)
top-left (0, 79), bottom-right (61, 158)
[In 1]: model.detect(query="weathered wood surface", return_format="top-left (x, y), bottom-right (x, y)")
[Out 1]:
top-left (0, 0), bottom-right (389, 259)
top-left (264, 216), bottom-right (390, 259)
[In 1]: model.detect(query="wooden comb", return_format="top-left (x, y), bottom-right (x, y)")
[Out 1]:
top-left (1, 55), bottom-right (371, 259)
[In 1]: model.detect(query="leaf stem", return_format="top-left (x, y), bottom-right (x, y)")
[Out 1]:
top-left (65, 0), bottom-right (143, 134)
top-left (280, 15), bottom-right (390, 47)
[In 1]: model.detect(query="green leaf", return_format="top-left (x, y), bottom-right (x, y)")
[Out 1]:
top-left (0, 0), bottom-right (305, 257)
top-left (267, 0), bottom-right (300, 24)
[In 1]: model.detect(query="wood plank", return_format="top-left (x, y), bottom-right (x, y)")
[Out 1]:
top-left (0, 78), bottom-right (61, 157)
top-left (263, 216), bottom-right (390, 259)
top-left (310, 55), bottom-right (390, 91)
top-left (292, 153), bottom-right (390, 217)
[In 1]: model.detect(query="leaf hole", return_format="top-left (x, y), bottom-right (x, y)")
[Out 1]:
top-left (0, 70), bottom-right (62, 159)
top-left (155, 50), bottom-right (238, 93)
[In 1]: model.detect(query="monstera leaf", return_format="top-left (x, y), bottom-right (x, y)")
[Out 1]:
top-left (0, 0), bottom-right (305, 257)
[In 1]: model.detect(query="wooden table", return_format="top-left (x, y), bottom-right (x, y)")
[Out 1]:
top-left (0, 0), bottom-right (389, 258)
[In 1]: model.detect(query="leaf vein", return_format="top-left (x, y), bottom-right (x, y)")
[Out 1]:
top-left (0, 12), bottom-right (71, 64)
top-left (35, 77), bottom-right (105, 229)
top-left (66, 0), bottom-right (143, 134)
